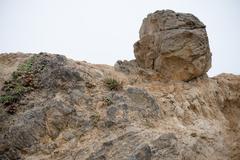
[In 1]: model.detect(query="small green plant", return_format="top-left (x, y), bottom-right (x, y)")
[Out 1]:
top-left (103, 96), bottom-right (113, 106)
top-left (18, 59), bottom-right (33, 73)
top-left (0, 54), bottom-right (40, 114)
top-left (0, 95), bottom-right (18, 105)
top-left (103, 78), bottom-right (122, 91)
top-left (17, 54), bottom-right (38, 73)
top-left (14, 83), bottom-right (29, 95)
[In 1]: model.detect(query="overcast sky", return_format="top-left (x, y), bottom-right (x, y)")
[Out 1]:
top-left (0, 0), bottom-right (239, 76)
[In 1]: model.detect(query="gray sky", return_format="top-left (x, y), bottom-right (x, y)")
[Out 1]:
top-left (0, 0), bottom-right (239, 76)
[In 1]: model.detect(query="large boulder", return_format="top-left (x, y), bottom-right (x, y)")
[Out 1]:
top-left (134, 10), bottom-right (212, 81)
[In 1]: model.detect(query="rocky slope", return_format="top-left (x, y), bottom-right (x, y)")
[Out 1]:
top-left (0, 10), bottom-right (240, 160)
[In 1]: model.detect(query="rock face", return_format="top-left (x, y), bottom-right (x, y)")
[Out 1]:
top-left (0, 10), bottom-right (239, 160)
top-left (134, 10), bottom-right (212, 81)
top-left (0, 53), bottom-right (239, 160)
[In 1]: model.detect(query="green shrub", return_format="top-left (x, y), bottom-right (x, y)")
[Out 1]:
top-left (0, 54), bottom-right (40, 113)
top-left (103, 78), bottom-right (122, 91)
top-left (14, 83), bottom-right (28, 95)
top-left (0, 95), bottom-right (18, 105)
top-left (17, 54), bottom-right (38, 73)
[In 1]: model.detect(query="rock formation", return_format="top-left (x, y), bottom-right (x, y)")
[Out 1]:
top-left (0, 10), bottom-right (239, 160)
top-left (134, 10), bottom-right (212, 81)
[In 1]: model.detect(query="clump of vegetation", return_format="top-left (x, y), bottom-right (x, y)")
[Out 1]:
top-left (18, 57), bottom-right (35, 73)
top-left (0, 95), bottom-right (18, 105)
top-left (0, 54), bottom-right (42, 114)
top-left (103, 96), bottom-right (113, 106)
top-left (103, 77), bottom-right (122, 91)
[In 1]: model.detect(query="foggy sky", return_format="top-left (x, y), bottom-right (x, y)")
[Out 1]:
top-left (0, 0), bottom-right (239, 76)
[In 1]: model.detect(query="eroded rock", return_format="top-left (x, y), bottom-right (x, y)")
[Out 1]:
top-left (134, 10), bottom-right (212, 81)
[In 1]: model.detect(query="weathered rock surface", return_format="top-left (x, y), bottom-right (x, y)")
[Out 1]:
top-left (134, 10), bottom-right (212, 81)
top-left (0, 9), bottom-right (238, 160)
top-left (0, 53), bottom-right (239, 160)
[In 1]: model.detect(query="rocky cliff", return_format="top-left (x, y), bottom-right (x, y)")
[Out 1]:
top-left (0, 10), bottom-right (240, 160)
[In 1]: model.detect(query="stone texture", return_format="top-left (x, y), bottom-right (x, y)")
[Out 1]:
top-left (131, 144), bottom-right (152, 160)
top-left (134, 10), bottom-right (212, 81)
top-left (0, 53), bottom-right (239, 160)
